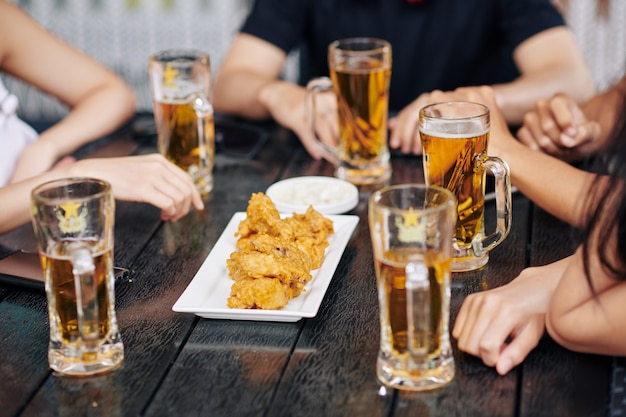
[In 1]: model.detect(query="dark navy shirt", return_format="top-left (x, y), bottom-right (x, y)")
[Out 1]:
top-left (241, 0), bottom-right (566, 112)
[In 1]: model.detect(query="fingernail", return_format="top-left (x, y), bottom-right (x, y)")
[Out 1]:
top-left (497, 357), bottom-right (512, 375)
top-left (560, 132), bottom-right (577, 147)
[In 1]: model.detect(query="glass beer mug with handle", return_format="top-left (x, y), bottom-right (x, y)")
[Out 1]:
top-left (369, 184), bottom-right (456, 391)
top-left (31, 178), bottom-right (123, 376)
top-left (306, 38), bottom-right (392, 186)
top-left (419, 101), bottom-right (512, 272)
top-left (149, 49), bottom-right (215, 195)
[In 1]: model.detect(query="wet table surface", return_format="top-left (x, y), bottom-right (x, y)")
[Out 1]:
top-left (0, 115), bottom-right (621, 417)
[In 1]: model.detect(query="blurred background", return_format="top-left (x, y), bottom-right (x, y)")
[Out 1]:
top-left (3, 0), bottom-right (625, 123)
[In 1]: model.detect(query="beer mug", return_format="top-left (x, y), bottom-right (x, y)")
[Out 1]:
top-left (149, 49), bottom-right (215, 195)
top-left (419, 101), bottom-right (512, 272)
top-left (369, 184), bottom-right (456, 391)
top-left (306, 38), bottom-right (392, 186)
top-left (31, 178), bottom-right (123, 376)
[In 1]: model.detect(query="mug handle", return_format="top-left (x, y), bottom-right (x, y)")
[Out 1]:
top-left (305, 77), bottom-right (339, 165)
top-left (71, 245), bottom-right (101, 347)
top-left (473, 156), bottom-right (512, 257)
top-left (190, 93), bottom-right (213, 169)
top-left (405, 261), bottom-right (430, 364)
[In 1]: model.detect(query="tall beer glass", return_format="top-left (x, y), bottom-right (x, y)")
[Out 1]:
top-left (369, 184), bottom-right (456, 391)
top-left (419, 101), bottom-right (512, 272)
top-left (149, 49), bottom-right (215, 195)
top-left (307, 38), bottom-right (392, 186)
top-left (31, 178), bottom-right (123, 376)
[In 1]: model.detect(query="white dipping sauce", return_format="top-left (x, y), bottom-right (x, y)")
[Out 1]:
top-left (266, 176), bottom-right (359, 214)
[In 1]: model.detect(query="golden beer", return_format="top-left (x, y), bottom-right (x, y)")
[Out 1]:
top-left (419, 101), bottom-right (511, 272)
top-left (307, 38), bottom-right (392, 185)
top-left (421, 130), bottom-right (489, 249)
top-left (42, 240), bottom-right (115, 350)
top-left (154, 99), bottom-right (215, 193)
top-left (330, 59), bottom-right (390, 162)
top-left (376, 249), bottom-right (450, 370)
top-left (150, 49), bottom-right (215, 194)
top-left (329, 58), bottom-right (391, 184)
top-left (31, 178), bottom-right (123, 376)
top-left (370, 184), bottom-right (455, 390)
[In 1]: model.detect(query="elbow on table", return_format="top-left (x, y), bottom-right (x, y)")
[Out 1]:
top-left (545, 312), bottom-right (583, 352)
top-left (545, 309), bottom-right (626, 356)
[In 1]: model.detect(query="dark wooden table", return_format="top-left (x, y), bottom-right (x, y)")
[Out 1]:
top-left (0, 115), bottom-right (621, 417)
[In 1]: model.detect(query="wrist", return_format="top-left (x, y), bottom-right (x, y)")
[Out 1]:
top-left (257, 81), bottom-right (285, 111)
top-left (34, 133), bottom-right (66, 162)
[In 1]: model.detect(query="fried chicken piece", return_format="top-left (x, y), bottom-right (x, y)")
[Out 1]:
top-left (226, 250), bottom-right (311, 297)
top-left (228, 277), bottom-right (290, 310)
top-left (284, 206), bottom-right (334, 269)
top-left (292, 235), bottom-right (328, 270)
top-left (227, 192), bottom-right (335, 310)
top-left (236, 193), bottom-right (293, 241)
top-left (236, 234), bottom-right (314, 272)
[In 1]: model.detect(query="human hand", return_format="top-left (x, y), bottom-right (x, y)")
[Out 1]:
top-left (71, 154), bottom-right (204, 222)
top-left (516, 93), bottom-right (601, 162)
top-left (388, 92), bottom-right (429, 155)
top-left (390, 86), bottom-right (516, 158)
top-left (452, 261), bottom-right (568, 375)
top-left (259, 81), bottom-right (338, 160)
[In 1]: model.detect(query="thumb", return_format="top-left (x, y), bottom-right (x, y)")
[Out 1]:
top-left (571, 121), bottom-right (601, 147)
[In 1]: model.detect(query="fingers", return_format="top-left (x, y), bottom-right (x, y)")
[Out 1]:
top-left (389, 109), bottom-right (422, 155)
top-left (389, 93), bottom-right (432, 155)
top-left (155, 157), bottom-right (204, 221)
top-left (452, 289), bottom-right (545, 375)
top-left (495, 319), bottom-right (544, 375)
top-left (517, 93), bottom-right (593, 160)
top-left (296, 125), bottom-right (326, 160)
top-left (573, 121), bottom-right (600, 147)
top-left (518, 113), bottom-right (562, 155)
top-left (315, 110), bottom-right (339, 149)
top-left (535, 98), bottom-right (563, 145)
top-left (90, 154), bottom-right (203, 222)
top-left (453, 294), bottom-right (509, 366)
top-left (295, 92), bottom-right (338, 160)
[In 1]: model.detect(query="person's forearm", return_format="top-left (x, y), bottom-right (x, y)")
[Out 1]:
top-left (492, 68), bottom-right (595, 126)
top-left (0, 163), bottom-right (89, 234)
top-left (495, 138), bottom-right (593, 228)
top-left (37, 80), bottom-right (136, 160)
top-left (213, 71), bottom-right (279, 120)
top-left (492, 27), bottom-right (595, 125)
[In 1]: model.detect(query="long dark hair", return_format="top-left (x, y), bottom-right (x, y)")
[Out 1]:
top-left (581, 92), bottom-right (626, 288)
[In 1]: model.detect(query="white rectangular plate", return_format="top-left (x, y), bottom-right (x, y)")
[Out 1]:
top-left (172, 212), bottom-right (359, 322)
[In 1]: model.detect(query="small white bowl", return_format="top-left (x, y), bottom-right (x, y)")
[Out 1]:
top-left (266, 176), bottom-right (359, 215)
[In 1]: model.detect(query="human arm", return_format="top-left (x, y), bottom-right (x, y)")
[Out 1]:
top-left (547, 238), bottom-right (626, 356)
top-left (491, 26), bottom-right (594, 125)
top-left (213, 33), bottom-right (337, 160)
top-left (401, 85), bottom-right (594, 227)
top-left (0, 154), bottom-right (204, 235)
top-left (452, 256), bottom-right (571, 375)
top-left (0, 1), bottom-right (136, 182)
top-left (516, 74), bottom-right (626, 161)
top-left (389, 27), bottom-right (594, 155)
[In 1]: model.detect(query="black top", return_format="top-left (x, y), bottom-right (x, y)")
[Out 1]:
top-left (241, 0), bottom-right (566, 112)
